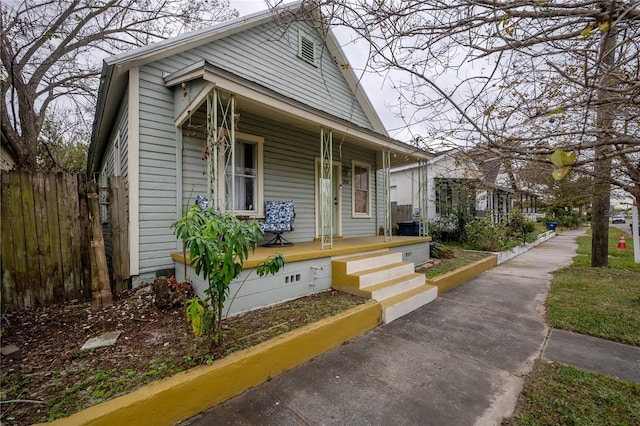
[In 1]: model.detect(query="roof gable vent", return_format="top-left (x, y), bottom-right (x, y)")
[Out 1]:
top-left (298, 30), bottom-right (317, 66)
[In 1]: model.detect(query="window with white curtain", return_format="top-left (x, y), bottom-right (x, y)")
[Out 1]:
top-left (224, 134), bottom-right (263, 216)
top-left (352, 160), bottom-right (371, 217)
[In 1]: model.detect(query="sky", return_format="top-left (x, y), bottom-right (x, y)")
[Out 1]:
top-left (228, 0), bottom-right (416, 142)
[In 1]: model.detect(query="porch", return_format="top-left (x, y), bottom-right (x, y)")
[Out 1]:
top-left (171, 235), bottom-right (432, 269)
top-left (171, 235), bottom-right (433, 321)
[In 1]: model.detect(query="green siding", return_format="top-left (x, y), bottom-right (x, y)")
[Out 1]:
top-left (179, 110), bottom-right (382, 243)
top-left (134, 17), bottom-right (381, 275)
top-left (166, 19), bottom-right (373, 129)
top-left (138, 64), bottom-right (178, 274)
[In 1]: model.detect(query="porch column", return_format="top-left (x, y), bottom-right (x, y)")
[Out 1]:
top-left (320, 128), bottom-right (333, 249)
top-left (206, 91), bottom-right (215, 205)
top-left (418, 159), bottom-right (429, 236)
top-left (206, 88), bottom-right (236, 212)
top-left (382, 149), bottom-right (392, 242)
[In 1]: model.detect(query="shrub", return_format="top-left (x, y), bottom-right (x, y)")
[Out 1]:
top-left (464, 218), bottom-right (512, 251)
top-left (545, 207), bottom-right (583, 229)
top-left (429, 210), bottom-right (473, 242)
top-left (507, 213), bottom-right (538, 243)
top-left (171, 205), bottom-right (284, 347)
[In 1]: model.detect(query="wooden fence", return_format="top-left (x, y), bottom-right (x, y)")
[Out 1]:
top-left (108, 176), bottom-right (130, 293)
top-left (392, 204), bottom-right (414, 224)
top-left (1, 172), bottom-right (91, 310)
top-left (1, 172), bottom-right (129, 311)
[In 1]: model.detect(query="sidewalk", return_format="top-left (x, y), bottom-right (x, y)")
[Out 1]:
top-left (183, 229), bottom-right (639, 425)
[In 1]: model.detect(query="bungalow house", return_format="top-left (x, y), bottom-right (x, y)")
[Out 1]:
top-left (391, 148), bottom-right (538, 229)
top-left (88, 3), bottom-right (435, 323)
top-left (469, 149), bottom-right (541, 222)
top-left (391, 149), bottom-right (485, 225)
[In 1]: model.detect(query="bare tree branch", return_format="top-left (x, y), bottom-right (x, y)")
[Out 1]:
top-left (1, 0), bottom-right (239, 169)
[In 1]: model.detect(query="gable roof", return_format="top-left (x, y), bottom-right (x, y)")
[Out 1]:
top-left (88, 2), bottom-right (391, 173)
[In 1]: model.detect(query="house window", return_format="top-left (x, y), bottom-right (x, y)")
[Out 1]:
top-left (352, 161), bottom-right (371, 217)
top-left (435, 178), bottom-right (477, 217)
top-left (223, 134), bottom-right (264, 216)
top-left (298, 30), bottom-right (317, 66)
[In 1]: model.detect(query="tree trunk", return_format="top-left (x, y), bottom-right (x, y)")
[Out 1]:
top-left (591, 12), bottom-right (617, 268)
top-left (10, 79), bottom-right (41, 170)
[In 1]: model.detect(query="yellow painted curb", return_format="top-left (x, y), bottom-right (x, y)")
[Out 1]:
top-left (41, 301), bottom-right (381, 426)
top-left (427, 255), bottom-right (497, 294)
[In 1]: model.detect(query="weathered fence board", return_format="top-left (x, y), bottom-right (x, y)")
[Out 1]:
top-left (88, 181), bottom-right (113, 308)
top-left (109, 176), bottom-right (130, 293)
top-left (392, 204), bottom-right (413, 225)
top-left (32, 173), bottom-right (50, 305)
top-left (79, 177), bottom-right (92, 301)
top-left (1, 172), bottom-right (17, 309)
top-left (44, 174), bottom-right (64, 301)
top-left (10, 172), bottom-right (30, 308)
top-left (1, 172), bottom-right (96, 311)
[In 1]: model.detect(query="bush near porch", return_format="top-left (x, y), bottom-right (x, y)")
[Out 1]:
top-left (429, 212), bottom-right (539, 252)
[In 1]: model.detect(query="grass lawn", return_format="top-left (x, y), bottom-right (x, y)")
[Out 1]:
top-left (421, 249), bottom-right (490, 279)
top-left (547, 227), bottom-right (640, 346)
top-left (508, 226), bottom-right (640, 425)
top-left (507, 361), bottom-right (640, 426)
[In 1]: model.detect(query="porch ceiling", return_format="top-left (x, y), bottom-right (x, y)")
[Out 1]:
top-left (165, 60), bottom-right (431, 167)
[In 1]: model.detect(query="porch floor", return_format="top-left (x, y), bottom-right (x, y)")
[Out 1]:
top-left (171, 235), bottom-right (431, 269)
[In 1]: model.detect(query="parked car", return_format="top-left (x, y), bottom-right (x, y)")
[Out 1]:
top-left (611, 215), bottom-right (626, 224)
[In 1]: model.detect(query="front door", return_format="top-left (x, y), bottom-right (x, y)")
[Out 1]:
top-left (316, 160), bottom-right (341, 237)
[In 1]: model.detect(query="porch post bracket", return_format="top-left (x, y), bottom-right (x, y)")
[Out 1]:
top-left (419, 159), bottom-right (429, 237)
top-left (320, 128), bottom-right (333, 249)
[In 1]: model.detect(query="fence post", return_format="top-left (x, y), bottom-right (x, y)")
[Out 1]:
top-left (88, 181), bottom-right (113, 308)
top-left (1, 172), bottom-right (18, 310)
top-left (78, 175), bottom-right (92, 298)
top-left (109, 176), bottom-right (130, 293)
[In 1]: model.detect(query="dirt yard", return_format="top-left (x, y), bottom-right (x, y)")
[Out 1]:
top-left (0, 284), bottom-right (366, 425)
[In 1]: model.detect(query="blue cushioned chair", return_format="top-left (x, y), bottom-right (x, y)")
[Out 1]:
top-left (261, 200), bottom-right (294, 246)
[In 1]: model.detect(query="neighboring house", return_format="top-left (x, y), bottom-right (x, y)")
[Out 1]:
top-left (469, 151), bottom-right (515, 223)
top-left (88, 3), bottom-right (434, 322)
top-left (391, 149), bottom-right (484, 223)
top-left (391, 148), bottom-right (539, 226)
top-left (470, 149), bottom-right (541, 222)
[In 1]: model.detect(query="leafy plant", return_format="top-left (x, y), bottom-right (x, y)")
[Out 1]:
top-left (428, 209), bottom-right (473, 243)
top-left (171, 205), bottom-right (284, 347)
top-left (185, 297), bottom-right (206, 337)
top-left (463, 218), bottom-right (511, 251)
top-left (507, 213), bottom-right (537, 243)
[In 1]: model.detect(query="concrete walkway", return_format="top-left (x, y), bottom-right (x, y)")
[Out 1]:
top-left (183, 229), bottom-right (640, 425)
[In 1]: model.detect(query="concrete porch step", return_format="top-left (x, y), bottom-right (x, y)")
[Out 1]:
top-left (380, 284), bottom-right (438, 324)
top-left (333, 251), bottom-right (403, 275)
top-left (363, 272), bottom-right (425, 301)
top-left (350, 262), bottom-right (416, 288)
top-left (331, 252), bottom-right (437, 324)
